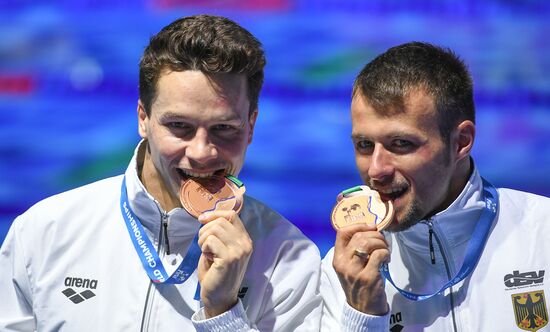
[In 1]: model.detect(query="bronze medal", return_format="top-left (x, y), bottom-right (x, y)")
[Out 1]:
top-left (331, 186), bottom-right (393, 231)
top-left (179, 175), bottom-right (245, 218)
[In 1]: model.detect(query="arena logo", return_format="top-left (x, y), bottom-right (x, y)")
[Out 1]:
top-left (61, 276), bottom-right (98, 304)
top-left (504, 270), bottom-right (545, 289)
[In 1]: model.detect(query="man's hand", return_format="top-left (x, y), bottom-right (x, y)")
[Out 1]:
top-left (197, 210), bottom-right (253, 318)
top-left (333, 224), bottom-right (390, 315)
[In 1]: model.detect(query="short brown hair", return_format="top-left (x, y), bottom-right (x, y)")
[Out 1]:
top-left (139, 15), bottom-right (266, 116)
top-left (353, 42), bottom-right (475, 142)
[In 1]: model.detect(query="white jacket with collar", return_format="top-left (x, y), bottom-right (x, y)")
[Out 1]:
top-left (0, 143), bottom-right (322, 331)
top-left (321, 167), bottom-right (550, 331)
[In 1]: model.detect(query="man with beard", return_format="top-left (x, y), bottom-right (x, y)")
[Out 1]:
top-left (321, 42), bottom-right (550, 331)
top-left (0, 15), bottom-right (321, 331)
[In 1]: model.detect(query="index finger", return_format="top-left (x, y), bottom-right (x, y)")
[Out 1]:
top-left (198, 210), bottom-right (240, 225)
top-left (334, 223), bottom-right (379, 254)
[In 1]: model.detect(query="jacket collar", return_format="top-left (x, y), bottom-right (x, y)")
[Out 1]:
top-left (393, 163), bottom-right (487, 254)
top-left (124, 141), bottom-right (200, 238)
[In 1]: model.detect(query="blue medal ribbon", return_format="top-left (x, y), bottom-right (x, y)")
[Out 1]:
top-left (380, 178), bottom-right (499, 301)
top-left (119, 177), bottom-right (202, 287)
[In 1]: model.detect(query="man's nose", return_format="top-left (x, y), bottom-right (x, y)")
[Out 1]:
top-left (185, 128), bottom-right (218, 164)
top-left (367, 144), bottom-right (394, 181)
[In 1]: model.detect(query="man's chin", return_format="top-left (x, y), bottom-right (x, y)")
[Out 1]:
top-left (385, 219), bottom-right (419, 233)
top-left (385, 206), bottom-right (423, 233)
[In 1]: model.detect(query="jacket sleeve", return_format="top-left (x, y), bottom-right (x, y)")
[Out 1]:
top-left (320, 247), bottom-right (389, 332)
top-left (0, 217), bottom-right (37, 331)
top-left (191, 300), bottom-right (255, 331)
top-left (192, 237), bottom-right (322, 331)
top-left (256, 240), bottom-right (322, 331)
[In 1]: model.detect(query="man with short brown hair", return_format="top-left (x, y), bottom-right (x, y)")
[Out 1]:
top-left (0, 15), bottom-right (321, 331)
top-left (321, 42), bottom-right (550, 331)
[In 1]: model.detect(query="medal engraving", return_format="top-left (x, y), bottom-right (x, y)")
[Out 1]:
top-left (180, 176), bottom-right (245, 218)
top-left (331, 187), bottom-right (393, 231)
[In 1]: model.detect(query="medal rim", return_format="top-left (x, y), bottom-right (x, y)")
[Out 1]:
top-left (180, 176), bottom-right (245, 218)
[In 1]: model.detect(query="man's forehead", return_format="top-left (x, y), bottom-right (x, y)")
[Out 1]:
top-left (151, 70), bottom-right (250, 114)
top-left (351, 90), bottom-right (439, 138)
top-left (351, 119), bottom-right (425, 140)
top-left (352, 88), bottom-right (436, 117)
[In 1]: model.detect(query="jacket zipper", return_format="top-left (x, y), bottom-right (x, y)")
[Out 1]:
top-left (428, 228), bottom-right (436, 264)
top-left (140, 211), bottom-right (169, 332)
top-left (425, 220), bottom-right (458, 332)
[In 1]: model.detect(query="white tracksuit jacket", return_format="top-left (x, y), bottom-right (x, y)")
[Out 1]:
top-left (321, 167), bottom-right (550, 331)
top-left (0, 143), bottom-right (322, 331)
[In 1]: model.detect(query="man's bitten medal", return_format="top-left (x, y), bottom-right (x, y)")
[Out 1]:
top-left (179, 175), bottom-right (246, 218)
top-left (331, 185), bottom-right (394, 231)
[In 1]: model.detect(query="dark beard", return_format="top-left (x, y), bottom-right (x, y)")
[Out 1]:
top-left (385, 201), bottom-right (423, 233)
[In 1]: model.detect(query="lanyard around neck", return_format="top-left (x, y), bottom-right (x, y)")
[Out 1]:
top-left (119, 176), bottom-right (201, 285)
top-left (380, 178), bottom-right (499, 301)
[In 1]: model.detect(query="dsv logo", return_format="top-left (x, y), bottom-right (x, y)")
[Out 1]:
top-left (504, 270), bottom-right (545, 288)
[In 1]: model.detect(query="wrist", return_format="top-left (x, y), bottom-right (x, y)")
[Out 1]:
top-left (204, 299), bottom-right (238, 318)
top-left (348, 299), bottom-right (389, 316)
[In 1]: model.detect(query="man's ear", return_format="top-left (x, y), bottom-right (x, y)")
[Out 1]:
top-left (137, 100), bottom-right (149, 139)
top-left (247, 109), bottom-right (258, 144)
top-left (454, 120), bottom-right (475, 162)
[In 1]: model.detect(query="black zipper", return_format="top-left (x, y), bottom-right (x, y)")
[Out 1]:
top-left (426, 220), bottom-right (458, 332)
top-left (163, 218), bottom-right (171, 255)
top-left (428, 227), bottom-right (436, 264)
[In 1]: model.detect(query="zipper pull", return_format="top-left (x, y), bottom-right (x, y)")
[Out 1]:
top-left (428, 226), bottom-right (436, 264)
top-left (163, 215), bottom-right (171, 255)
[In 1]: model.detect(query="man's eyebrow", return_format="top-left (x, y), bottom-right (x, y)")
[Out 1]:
top-left (351, 132), bottom-right (413, 140)
top-left (158, 111), bottom-right (246, 125)
top-left (351, 134), bottom-right (369, 140)
top-left (158, 111), bottom-right (188, 120)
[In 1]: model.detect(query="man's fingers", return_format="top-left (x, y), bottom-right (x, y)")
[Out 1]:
top-left (200, 234), bottom-right (227, 260)
top-left (334, 223), bottom-right (379, 253)
top-left (333, 227), bottom-right (389, 278)
top-left (199, 217), bottom-right (251, 249)
top-left (198, 213), bottom-right (253, 261)
top-left (332, 224), bottom-right (390, 315)
top-left (199, 217), bottom-right (231, 245)
top-left (199, 210), bottom-right (248, 232)
top-left (345, 233), bottom-right (388, 259)
top-left (363, 248), bottom-right (390, 272)
top-left (199, 210), bottom-right (237, 224)
top-left (352, 248), bottom-right (370, 260)
top-left (333, 237), bottom-right (387, 274)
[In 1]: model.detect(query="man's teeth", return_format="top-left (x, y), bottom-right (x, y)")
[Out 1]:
top-left (180, 170), bottom-right (216, 178)
top-left (379, 187), bottom-right (404, 195)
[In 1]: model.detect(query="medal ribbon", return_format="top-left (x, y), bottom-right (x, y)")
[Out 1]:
top-left (380, 178), bottom-right (499, 301)
top-left (120, 177), bottom-right (201, 285)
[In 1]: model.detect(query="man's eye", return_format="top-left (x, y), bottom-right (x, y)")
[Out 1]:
top-left (391, 139), bottom-right (416, 152)
top-left (212, 124), bottom-right (233, 131)
top-left (355, 140), bottom-right (374, 153)
top-left (167, 122), bottom-right (191, 129)
top-left (394, 139), bottom-right (412, 147)
top-left (211, 124), bottom-right (239, 134)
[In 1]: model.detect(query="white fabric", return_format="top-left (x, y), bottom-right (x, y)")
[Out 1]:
top-left (0, 143), bottom-right (322, 331)
top-left (321, 166), bottom-right (550, 331)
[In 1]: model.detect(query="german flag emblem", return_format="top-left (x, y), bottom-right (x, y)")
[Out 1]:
top-left (512, 290), bottom-right (548, 331)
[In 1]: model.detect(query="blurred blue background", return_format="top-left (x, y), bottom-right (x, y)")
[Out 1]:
top-left (1, 0), bottom-right (549, 256)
